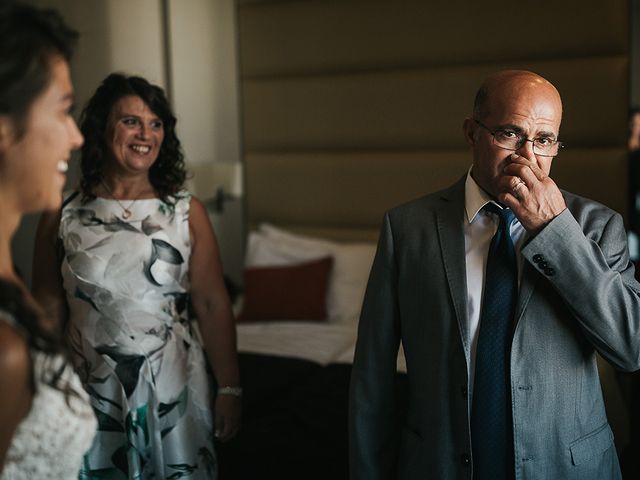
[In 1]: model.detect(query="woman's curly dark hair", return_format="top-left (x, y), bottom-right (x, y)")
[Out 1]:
top-left (79, 73), bottom-right (186, 201)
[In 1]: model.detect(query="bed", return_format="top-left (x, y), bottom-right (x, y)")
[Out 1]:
top-left (216, 223), bottom-right (407, 479)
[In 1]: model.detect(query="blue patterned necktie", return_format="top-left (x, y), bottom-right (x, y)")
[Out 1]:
top-left (471, 203), bottom-right (517, 480)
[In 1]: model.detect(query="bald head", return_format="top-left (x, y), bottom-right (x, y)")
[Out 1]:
top-left (464, 70), bottom-right (564, 200)
top-left (473, 70), bottom-right (562, 124)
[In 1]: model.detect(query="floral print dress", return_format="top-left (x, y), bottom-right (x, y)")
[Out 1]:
top-left (60, 191), bottom-right (216, 479)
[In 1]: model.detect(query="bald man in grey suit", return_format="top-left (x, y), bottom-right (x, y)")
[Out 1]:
top-left (349, 70), bottom-right (640, 480)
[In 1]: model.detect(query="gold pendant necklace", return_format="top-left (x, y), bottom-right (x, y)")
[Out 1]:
top-left (100, 180), bottom-right (142, 220)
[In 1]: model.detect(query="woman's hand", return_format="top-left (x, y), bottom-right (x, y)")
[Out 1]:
top-left (213, 394), bottom-right (242, 442)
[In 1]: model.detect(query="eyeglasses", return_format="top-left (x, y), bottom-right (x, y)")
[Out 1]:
top-left (474, 119), bottom-right (564, 157)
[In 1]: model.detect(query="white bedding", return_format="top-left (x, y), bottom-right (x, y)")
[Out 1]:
top-left (236, 320), bottom-right (407, 372)
top-left (237, 321), bottom-right (357, 366)
top-left (246, 223), bottom-right (376, 324)
top-left (235, 223), bottom-right (406, 372)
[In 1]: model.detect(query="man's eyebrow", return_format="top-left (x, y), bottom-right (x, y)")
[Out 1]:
top-left (495, 123), bottom-right (524, 133)
top-left (535, 130), bottom-right (557, 139)
top-left (495, 123), bottom-right (557, 139)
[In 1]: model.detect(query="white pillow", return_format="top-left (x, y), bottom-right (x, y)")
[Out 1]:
top-left (245, 231), bottom-right (325, 267)
top-left (250, 223), bottom-right (376, 323)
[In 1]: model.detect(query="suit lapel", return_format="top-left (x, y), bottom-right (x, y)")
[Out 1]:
top-left (435, 178), bottom-right (471, 358)
top-left (433, 176), bottom-right (537, 357)
top-left (515, 261), bottom-right (537, 326)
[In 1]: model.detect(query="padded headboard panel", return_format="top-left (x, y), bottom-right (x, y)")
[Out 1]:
top-left (236, 0), bottom-right (630, 240)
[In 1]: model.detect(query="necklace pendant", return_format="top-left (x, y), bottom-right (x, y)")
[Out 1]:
top-left (122, 209), bottom-right (132, 220)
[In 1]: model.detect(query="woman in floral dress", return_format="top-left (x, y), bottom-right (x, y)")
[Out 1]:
top-left (33, 73), bottom-right (241, 479)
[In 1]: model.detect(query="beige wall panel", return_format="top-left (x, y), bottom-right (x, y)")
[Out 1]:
top-left (242, 56), bottom-right (628, 150)
top-left (247, 223), bottom-right (382, 243)
top-left (238, 0), bottom-right (628, 77)
top-left (238, 0), bottom-right (630, 230)
top-left (552, 149), bottom-right (629, 220)
top-left (246, 151), bottom-right (470, 228)
top-left (246, 148), bottom-right (628, 230)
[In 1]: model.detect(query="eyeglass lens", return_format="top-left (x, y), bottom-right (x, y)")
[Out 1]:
top-left (493, 135), bottom-right (559, 156)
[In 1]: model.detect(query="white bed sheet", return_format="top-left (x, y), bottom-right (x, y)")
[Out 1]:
top-left (236, 320), bottom-right (407, 372)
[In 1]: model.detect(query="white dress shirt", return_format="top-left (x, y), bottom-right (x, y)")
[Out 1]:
top-left (464, 170), bottom-right (527, 397)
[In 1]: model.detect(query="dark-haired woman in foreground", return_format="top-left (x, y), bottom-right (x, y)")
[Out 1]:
top-left (0, 2), bottom-right (95, 479)
top-left (33, 73), bottom-right (240, 479)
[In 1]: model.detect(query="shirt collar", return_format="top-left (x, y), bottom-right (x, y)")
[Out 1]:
top-left (464, 169), bottom-right (520, 226)
top-left (464, 168), bottom-right (494, 223)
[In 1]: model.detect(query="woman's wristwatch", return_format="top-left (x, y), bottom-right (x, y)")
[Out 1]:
top-left (217, 386), bottom-right (243, 397)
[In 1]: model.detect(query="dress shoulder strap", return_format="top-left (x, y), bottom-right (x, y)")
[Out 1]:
top-left (62, 190), bottom-right (80, 208)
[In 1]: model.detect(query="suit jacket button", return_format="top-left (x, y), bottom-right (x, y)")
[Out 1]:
top-left (460, 453), bottom-right (471, 466)
top-left (460, 385), bottom-right (468, 397)
top-left (539, 261), bottom-right (548, 269)
top-left (532, 254), bottom-right (544, 263)
top-left (544, 267), bottom-right (555, 276)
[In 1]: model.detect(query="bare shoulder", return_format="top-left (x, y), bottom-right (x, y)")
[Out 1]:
top-left (0, 320), bottom-right (33, 466)
top-left (188, 196), bottom-right (215, 243)
top-left (0, 321), bottom-right (31, 388)
top-left (189, 195), bottom-right (208, 223)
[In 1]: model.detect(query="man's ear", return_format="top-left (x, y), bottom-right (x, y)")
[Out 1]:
top-left (462, 117), bottom-right (476, 147)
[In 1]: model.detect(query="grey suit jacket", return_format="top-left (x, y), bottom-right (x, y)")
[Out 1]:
top-left (349, 177), bottom-right (640, 480)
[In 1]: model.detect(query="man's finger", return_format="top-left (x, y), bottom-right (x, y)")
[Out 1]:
top-left (510, 153), bottom-right (546, 181)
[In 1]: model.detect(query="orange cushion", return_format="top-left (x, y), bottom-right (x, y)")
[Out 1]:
top-left (238, 257), bottom-right (333, 322)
